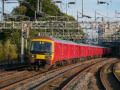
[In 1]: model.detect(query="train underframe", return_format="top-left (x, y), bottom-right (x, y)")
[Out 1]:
top-left (29, 58), bottom-right (51, 70)
top-left (28, 55), bottom-right (106, 70)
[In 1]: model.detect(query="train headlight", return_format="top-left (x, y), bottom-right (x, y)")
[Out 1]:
top-left (32, 55), bottom-right (36, 58)
top-left (45, 56), bottom-right (52, 59)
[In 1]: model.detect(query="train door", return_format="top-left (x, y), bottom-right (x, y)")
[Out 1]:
top-left (87, 46), bottom-right (89, 57)
top-left (77, 46), bottom-right (79, 58)
top-left (79, 46), bottom-right (81, 58)
top-left (64, 44), bottom-right (67, 60)
top-left (68, 44), bottom-right (71, 59)
top-left (94, 47), bottom-right (96, 56)
top-left (59, 43), bottom-right (62, 60)
top-left (58, 43), bottom-right (61, 60)
top-left (54, 42), bottom-right (60, 61)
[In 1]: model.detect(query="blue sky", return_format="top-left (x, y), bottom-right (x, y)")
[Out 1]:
top-left (0, 0), bottom-right (19, 13)
top-left (56, 0), bottom-right (120, 21)
top-left (0, 0), bottom-right (120, 21)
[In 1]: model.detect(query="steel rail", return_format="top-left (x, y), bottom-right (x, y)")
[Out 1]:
top-left (100, 64), bottom-right (111, 90)
top-left (113, 62), bottom-right (120, 82)
top-left (61, 58), bottom-right (118, 90)
top-left (61, 58), bottom-right (116, 90)
top-left (1, 58), bottom-right (104, 90)
top-left (33, 59), bottom-right (102, 90)
top-left (100, 62), bottom-right (120, 90)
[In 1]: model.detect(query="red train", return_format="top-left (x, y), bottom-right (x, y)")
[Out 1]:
top-left (30, 36), bottom-right (111, 69)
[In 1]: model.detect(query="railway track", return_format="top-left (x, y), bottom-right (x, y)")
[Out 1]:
top-left (0, 64), bottom-right (29, 82)
top-left (1, 58), bottom-right (119, 90)
top-left (61, 58), bottom-right (118, 90)
top-left (34, 59), bottom-right (101, 90)
top-left (0, 70), bottom-right (45, 89)
top-left (0, 70), bottom-right (18, 79)
top-left (100, 61), bottom-right (120, 90)
top-left (1, 58), bottom-right (105, 90)
top-left (113, 62), bottom-right (120, 82)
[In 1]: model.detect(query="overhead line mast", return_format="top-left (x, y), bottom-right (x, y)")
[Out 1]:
top-left (1, 0), bottom-right (19, 21)
top-left (2, 0), bottom-right (4, 21)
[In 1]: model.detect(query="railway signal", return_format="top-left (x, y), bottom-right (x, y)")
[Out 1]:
top-left (21, 22), bottom-right (32, 63)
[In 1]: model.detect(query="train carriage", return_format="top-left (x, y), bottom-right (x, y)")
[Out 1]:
top-left (30, 36), bottom-right (111, 69)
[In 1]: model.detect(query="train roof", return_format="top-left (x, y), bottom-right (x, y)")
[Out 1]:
top-left (32, 36), bottom-right (109, 48)
top-left (78, 43), bottom-right (109, 48)
top-left (32, 36), bottom-right (78, 45)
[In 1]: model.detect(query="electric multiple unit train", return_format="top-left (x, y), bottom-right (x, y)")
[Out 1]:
top-left (30, 36), bottom-right (111, 69)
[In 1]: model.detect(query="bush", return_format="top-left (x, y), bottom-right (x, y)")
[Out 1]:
top-left (4, 40), bottom-right (18, 61)
top-left (0, 40), bottom-right (18, 63)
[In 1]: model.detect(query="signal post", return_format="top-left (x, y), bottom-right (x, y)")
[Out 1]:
top-left (21, 21), bottom-right (32, 63)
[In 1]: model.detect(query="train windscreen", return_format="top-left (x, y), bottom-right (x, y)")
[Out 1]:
top-left (30, 41), bottom-right (52, 55)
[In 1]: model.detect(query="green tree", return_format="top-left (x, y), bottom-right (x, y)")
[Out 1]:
top-left (12, 0), bottom-right (75, 21)
top-left (9, 29), bottom-right (21, 55)
top-left (12, 6), bottom-right (27, 15)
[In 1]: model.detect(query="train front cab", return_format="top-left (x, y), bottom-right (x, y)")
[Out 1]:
top-left (30, 39), bottom-right (54, 67)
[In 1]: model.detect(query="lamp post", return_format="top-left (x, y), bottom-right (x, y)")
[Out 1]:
top-left (1, 0), bottom-right (29, 21)
top-left (67, 1), bottom-right (76, 14)
top-left (54, 0), bottom-right (75, 15)
top-left (82, 0), bottom-right (83, 17)
top-left (37, 0), bottom-right (42, 13)
top-left (97, 0), bottom-right (109, 17)
top-left (97, 0), bottom-right (109, 5)
top-left (54, 0), bottom-right (62, 20)
top-left (1, 0), bottom-right (19, 21)
top-left (1, 0), bottom-right (4, 21)
top-left (40, 0), bottom-right (42, 13)
top-left (1, 0), bottom-right (24, 21)
top-left (37, 0), bottom-right (39, 12)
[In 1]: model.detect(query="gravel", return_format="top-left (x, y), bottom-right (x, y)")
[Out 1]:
top-left (65, 58), bottom-right (117, 90)
top-left (67, 72), bottom-right (93, 90)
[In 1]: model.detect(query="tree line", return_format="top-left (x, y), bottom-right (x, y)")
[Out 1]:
top-left (11, 0), bottom-right (75, 21)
